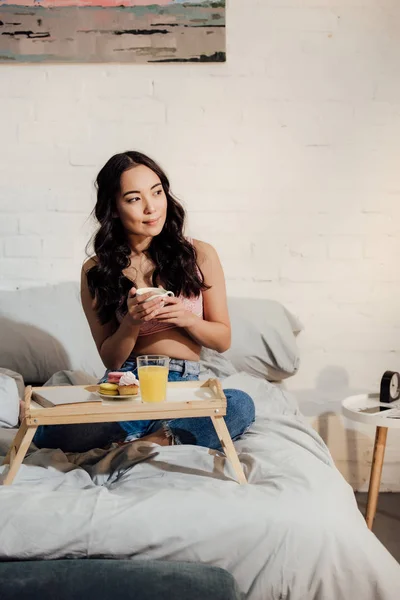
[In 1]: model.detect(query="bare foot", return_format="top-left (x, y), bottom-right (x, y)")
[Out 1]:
top-left (115, 428), bottom-right (173, 448)
top-left (139, 428), bottom-right (171, 446)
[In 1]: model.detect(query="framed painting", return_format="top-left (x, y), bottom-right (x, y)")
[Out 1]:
top-left (0, 1), bottom-right (226, 63)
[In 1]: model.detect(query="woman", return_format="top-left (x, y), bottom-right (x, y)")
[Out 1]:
top-left (36, 151), bottom-right (255, 451)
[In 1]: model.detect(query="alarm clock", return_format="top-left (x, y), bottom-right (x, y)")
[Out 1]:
top-left (380, 371), bottom-right (400, 403)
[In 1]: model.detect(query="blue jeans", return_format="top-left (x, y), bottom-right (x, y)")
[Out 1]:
top-left (102, 358), bottom-right (255, 450)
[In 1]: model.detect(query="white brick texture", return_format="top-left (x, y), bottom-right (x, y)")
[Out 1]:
top-left (4, 236), bottom-right (42, 258)
top-left (1, 0), bottom-right (400, 490)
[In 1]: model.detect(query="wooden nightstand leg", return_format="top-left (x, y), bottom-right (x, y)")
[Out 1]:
top-left (365, 426), bottom-right (388, 530)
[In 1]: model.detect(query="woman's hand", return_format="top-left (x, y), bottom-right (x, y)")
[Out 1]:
top-left (153, 297), bottom-right (197, 328)
top-left (126, 288), bottom-right (166, 325)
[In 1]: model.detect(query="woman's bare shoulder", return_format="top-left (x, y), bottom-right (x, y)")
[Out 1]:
top-left (82, 256), bottom-right (98, 275)
top-left (192, 239), bottom-right (218, 265)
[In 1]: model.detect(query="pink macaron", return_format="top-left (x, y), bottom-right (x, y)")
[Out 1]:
top-left (107, 372), bottom-right (124, 384)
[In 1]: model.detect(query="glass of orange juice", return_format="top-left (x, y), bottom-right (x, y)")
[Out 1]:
top-left (137, 355), bottom-right (170, 403)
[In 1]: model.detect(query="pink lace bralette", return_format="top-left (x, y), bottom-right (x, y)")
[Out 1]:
top-left (116, 291), bottom-right (203, 337)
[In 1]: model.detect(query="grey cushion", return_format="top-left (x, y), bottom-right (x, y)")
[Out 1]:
top-left (0, 559), bottom-right (242, 600)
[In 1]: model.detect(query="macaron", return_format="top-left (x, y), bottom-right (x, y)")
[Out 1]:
top-left (107, 372), bottom-right (123, 384)
top-left (99, 383), bottom-right (119, 396)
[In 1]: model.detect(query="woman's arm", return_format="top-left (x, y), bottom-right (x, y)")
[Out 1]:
top-left (154, 241), bottom-right (231, 353)
top-left (80, 261), bottom-right (163, 370)
top-left (80, 261), bottom-right (139, 369)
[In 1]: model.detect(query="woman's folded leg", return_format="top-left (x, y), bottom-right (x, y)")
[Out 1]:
top-left (160, 389), bottom-right (255, 449)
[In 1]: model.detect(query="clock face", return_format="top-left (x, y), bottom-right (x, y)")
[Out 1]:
top-left (390, 373), bottom-right (400, 399)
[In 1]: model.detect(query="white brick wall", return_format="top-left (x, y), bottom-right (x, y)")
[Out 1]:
top-left (1, 0), bottom-right (400, 490)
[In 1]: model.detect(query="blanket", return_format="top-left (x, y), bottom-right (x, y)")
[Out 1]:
top-left (1, 372), bottom-right (399, 600)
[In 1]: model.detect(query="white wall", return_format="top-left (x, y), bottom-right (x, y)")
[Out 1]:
top-left (1, 0), bottom-right (400, 490)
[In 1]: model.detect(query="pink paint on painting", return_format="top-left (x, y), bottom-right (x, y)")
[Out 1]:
top-left (1, 1), bottom-right (175, 6)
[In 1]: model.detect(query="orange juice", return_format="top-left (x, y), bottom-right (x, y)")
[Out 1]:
top-left (138, 365), bottom-right (168, 403)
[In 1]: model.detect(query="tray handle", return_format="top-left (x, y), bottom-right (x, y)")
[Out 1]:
top-left (207, 378), bottom-right (226, 400)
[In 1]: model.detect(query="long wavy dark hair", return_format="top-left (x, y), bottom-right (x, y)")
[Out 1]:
top-left (86, 151), bottom-right (208, 324)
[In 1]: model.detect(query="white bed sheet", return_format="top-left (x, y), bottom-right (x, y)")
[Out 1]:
top-left (1, 373), bottom-right (399, 600)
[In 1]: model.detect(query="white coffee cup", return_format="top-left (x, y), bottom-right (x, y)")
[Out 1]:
top-left (135, 287), bottom-right (174, 303)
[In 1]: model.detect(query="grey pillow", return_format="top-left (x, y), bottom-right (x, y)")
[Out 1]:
top-left (200, 347), bottom-right (237, 380)
top-left (201, 298), bottom-right (302, 382)
top-left (0, 373), bottom-right (20, 428)
top-left (0, 367), bottom-right (25, 400)
top-left (0, 283), bottom-right (104, 384)
top-left (0, 284), bottom-right (302, 385)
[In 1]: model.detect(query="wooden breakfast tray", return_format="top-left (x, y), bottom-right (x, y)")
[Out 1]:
top-left (2, 379), bottom-right (246, 486)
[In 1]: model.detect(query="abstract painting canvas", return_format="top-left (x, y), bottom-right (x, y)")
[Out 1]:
top-left (0, 1), bottom-right (225, 63)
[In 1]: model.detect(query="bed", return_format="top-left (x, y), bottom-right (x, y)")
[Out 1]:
top-left (1, 284), bottom-right (399, 599)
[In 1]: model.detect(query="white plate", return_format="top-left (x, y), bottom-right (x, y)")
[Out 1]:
top-left (97, 392), bottom-right (141, 401)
